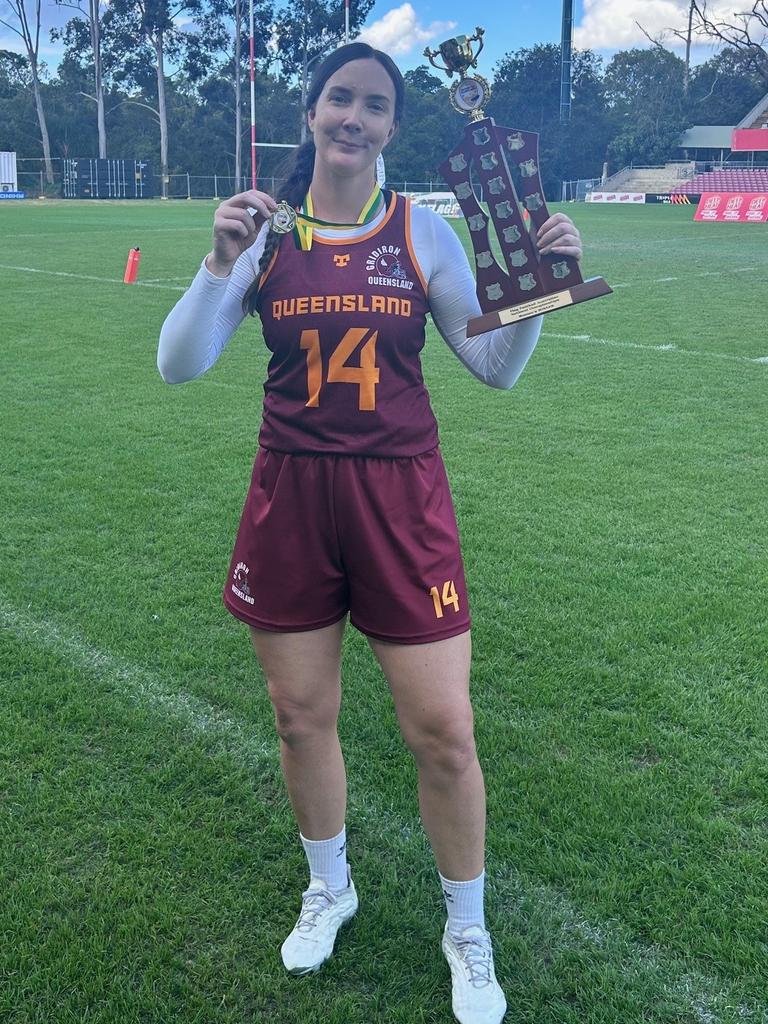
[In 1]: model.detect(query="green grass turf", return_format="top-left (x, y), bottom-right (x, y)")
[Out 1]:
top-left (1, 198), bottom-right (767, 1023)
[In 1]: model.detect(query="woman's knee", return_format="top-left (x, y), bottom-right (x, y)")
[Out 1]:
top-left (267, 681), bottom-right (340, 747)
top-left (405, 716), bottom-right (478, 777)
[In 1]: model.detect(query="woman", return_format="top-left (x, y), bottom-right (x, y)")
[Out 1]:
top-left (158, 42), bottom-right (582, 1024)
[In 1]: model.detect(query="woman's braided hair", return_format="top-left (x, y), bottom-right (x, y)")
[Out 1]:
top-left (242, 41), bottom-right (405, 317)
top-left (241, 140), bottom-right (316, 315)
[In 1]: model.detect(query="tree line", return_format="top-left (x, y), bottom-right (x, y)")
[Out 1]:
top-left (1, 0), bottom-right (766, 199)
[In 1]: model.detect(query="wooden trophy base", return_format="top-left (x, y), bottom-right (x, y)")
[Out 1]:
top-left (467, 277), bottom-right (613, 337)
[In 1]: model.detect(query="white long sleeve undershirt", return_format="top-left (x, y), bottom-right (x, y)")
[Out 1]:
top-left (157, 202), bottom-right (542, 389)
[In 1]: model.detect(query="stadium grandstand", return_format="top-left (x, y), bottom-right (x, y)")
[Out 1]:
top-left (671, 167), bottom-right (768, 194)
top-left (593, 91), bottom-right (768, 197)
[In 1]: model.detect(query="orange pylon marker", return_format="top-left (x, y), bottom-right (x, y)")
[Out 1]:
top-left (123, 246), bottom-right (141, 283)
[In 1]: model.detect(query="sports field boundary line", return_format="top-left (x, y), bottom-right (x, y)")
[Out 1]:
top-left (610, 266), bottom-right (757, 290)
top-left (542, 332), bottom-right (767, 366)
top-left (2, 596), bottom-right (765, 1024)
top-left (11, 227), bottom-right (211, 238)
top-left (2, 260), bottom-right (763, 300)
top-left (0, 264), bottom-right (187, 291)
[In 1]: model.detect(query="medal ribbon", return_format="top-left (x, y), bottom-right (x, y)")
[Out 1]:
top-left (290, 184), bottom-right (382, 251)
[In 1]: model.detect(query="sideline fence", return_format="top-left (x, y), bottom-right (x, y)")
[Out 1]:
top-left (14, 160), bottom-right (469, 201)
top-left (561, 177), bottom-right (602, 201)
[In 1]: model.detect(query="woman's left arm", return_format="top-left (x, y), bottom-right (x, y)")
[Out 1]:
top-left (423, 209), bottom-right (582, 389)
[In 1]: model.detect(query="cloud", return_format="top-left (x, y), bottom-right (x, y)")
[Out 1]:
top-left (357, 3), bottom-right (457, 56)
top-left (573, 0), bottom-right (746, 50)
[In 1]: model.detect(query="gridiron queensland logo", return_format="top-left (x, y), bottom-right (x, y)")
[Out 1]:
top-left (231, 561), bottom-right (255, 605)
top-left (366, 244), bottom-right (413, 290)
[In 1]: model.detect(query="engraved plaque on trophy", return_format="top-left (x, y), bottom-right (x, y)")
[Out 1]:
top-left (425, 28), bottom-right (612, 337)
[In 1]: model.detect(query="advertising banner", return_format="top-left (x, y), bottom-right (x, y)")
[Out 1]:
top-left (586, 192), bottom-right (645, 203)
top-left (645, 193), bottom-right (700, 204)
top-left (731, 129), bottom-right (768, 151)
top-left (408, 191), bottom-right (462, 217)
top-left (695, 192), bottom-right (768, 223)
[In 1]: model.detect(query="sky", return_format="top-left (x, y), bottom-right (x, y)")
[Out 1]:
top-left (0, 0), bottom-right (732, 76)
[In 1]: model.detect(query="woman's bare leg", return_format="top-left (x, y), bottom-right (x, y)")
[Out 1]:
top-left (369, 630), bottom-right (485, 880)
top-left (250, 618), bottom-right (347, 840)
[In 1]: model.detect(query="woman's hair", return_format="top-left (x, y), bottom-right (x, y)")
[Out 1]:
top-left (242, 42), bottom-right (405, 315)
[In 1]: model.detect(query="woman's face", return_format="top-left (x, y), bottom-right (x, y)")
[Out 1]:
top-left (308, 58), bottom-right (398, 180)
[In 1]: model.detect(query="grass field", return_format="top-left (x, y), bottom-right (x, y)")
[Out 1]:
top-left (1, 197), bottom-right (767, 1024)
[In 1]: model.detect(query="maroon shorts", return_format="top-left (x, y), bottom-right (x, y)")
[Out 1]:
top-left (222, 447), bottom-right (471, 644)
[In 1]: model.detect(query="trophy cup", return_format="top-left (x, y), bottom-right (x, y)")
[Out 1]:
top-left (425, 28), bottom-right (611, 337)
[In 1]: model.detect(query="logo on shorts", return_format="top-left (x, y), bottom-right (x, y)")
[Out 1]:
top-left (232, 561), bottom-right (255, 605)
top-left (366, 244), bottom-right (414, 290)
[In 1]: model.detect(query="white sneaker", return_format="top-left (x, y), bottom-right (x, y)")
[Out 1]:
top-left (441, 923), bottom-right (507, 1024)
top-left (280, 871), bottom-right (358, 976)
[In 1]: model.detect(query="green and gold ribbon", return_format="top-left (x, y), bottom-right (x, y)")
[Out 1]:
top-left (270, 185), bottom-right (383, 251)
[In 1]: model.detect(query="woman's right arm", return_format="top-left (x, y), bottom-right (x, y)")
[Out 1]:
top-left (157, 191), bottom-right (277, 384)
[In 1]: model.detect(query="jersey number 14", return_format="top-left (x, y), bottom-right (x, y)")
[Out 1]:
top-left (300, 327), bottom-right (380, 411)
top-left (430, 580), bottom-right (460, 619)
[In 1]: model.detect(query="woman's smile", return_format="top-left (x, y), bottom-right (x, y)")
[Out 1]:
top-left (332, 137), bottom-right (366, 150)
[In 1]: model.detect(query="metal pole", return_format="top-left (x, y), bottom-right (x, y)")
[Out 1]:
top-left (250, 0), bottom-right (257, 188)
top-left (560, 0), bottom-right (573, 123)
top-left (344, 0), bottom-right (349, 43)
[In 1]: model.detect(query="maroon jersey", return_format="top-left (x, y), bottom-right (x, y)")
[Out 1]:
top-left (256, 192), bottom-right (435, 456)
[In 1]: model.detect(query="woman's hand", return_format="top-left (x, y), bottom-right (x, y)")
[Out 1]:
top-left (536, 212), bottom-right (582, 262)
top-left (206, 190), bottom-right (279, 277)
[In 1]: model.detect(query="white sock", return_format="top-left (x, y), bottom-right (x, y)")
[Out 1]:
top-left (300, 827), bottom-right (349, 893)
top-left (439, 869), bottom-right (486, 936)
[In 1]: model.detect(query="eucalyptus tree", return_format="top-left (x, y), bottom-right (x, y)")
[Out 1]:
top-left (207, 0), bottom-right (274, 190)
top-left (692, 1), bottom-right (768, 85)
top-left (52, 0), bottom-right (108, 155)
top-left (634, 0), bottom-right (698, 96)
top-left (489, 44), bottom-right (609, 195)
top-left (0, 0), bottom-right (54, 182)
top-left (689, 47), bottom-right (768, 124)
top-left (102, 0), bottom-right (228, 196)
top-left (271, 0), bottom-right (375, 141)
top-left (0, 49), bottom-right (35, 155)
top-left (603, 47), bottom-right (689, 169)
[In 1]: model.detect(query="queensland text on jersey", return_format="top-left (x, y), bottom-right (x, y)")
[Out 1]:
top-left (256, 192), bottom-right (436, 457)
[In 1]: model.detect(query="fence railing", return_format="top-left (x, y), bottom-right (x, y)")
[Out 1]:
top-left (561, 177), bottom-right (602, 201)
top-left (14, 156), bottom-right (768, 201)
top-left (14, 168), bottom-right (466, 201)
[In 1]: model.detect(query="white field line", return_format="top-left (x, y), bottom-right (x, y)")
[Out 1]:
top-left (11, 227), bottom-right (209, 238)
top-left (542, 332), bottom-right (767, 366)
top-left (3, 596), bottom-right (766, 1024)
top-left (0, 263), bottom-right (186, 291)
top-left (0, 600), bottom-right (272, 766)
top-left (492, 870), bottom-right (768, 1024)
top-left (610, 266), bottom-right (757, 289)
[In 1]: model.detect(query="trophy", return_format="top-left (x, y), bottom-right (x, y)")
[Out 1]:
top-left (425, 28), bottom-right (611, 337)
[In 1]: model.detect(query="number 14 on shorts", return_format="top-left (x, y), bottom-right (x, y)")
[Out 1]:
top-left (429, 580), bottom-right (460, 618)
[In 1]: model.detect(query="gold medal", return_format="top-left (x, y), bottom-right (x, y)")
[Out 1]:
top-left (270, 201), bottom-right (297, 234)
